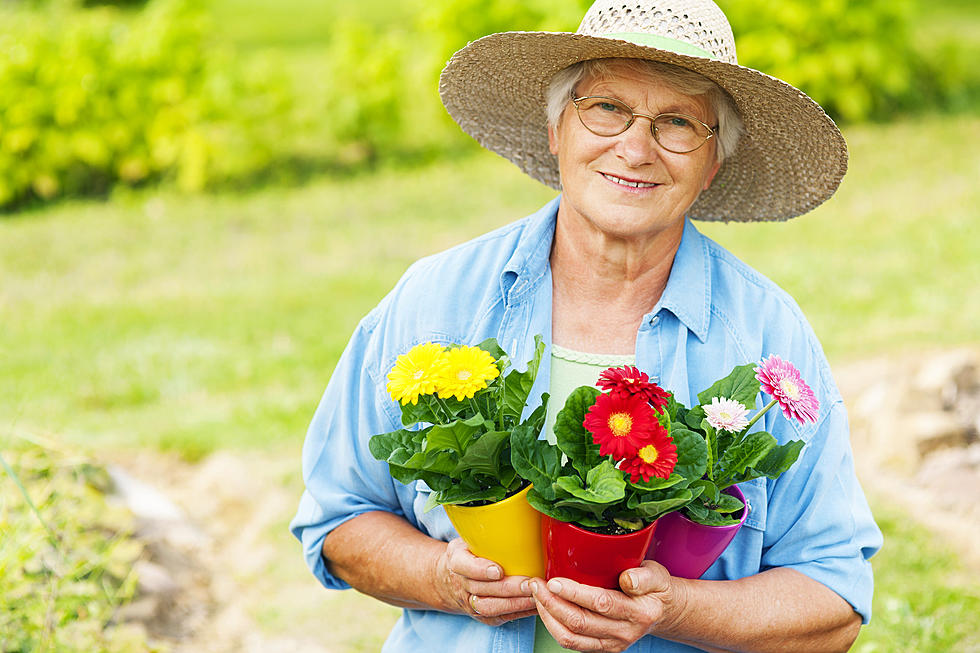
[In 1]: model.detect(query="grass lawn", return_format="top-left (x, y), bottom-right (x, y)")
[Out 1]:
top-left (3, 114), bottom-right (977, 456)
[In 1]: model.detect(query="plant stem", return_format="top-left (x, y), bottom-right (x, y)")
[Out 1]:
top-left (433, 395), bottom-right (454, 422)
top-left (468, 398), bottom-right (482, 420)
top-left (0, 450), bottom-right (61, 551)
top-left (743, 397), bottom-right (779, 433)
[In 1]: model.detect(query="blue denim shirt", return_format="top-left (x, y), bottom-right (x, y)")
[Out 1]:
top-left (290, 197), bottom-right (882, 652)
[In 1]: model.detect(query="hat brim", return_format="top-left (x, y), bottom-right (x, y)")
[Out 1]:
top-left (439, 31), bottom-right (848, 222)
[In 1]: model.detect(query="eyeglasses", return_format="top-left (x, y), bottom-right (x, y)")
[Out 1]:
top-left (571, 95), bottom-right (716, 154)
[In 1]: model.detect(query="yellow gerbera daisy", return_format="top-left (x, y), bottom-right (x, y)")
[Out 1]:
top-left (435, 346), bottom-right (500, 401)
top-left (386, 342), bottom-right (447, 405)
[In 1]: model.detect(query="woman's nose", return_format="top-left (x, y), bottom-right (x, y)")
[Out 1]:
top-left (615, 117), bottom-right (661, 167)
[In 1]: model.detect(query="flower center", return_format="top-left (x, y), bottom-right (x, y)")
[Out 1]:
top-left (638, 444), bottom-right (659, 464)
top-left (719, 410), bottom-right (732, 420)
top-left (779, 378), bottom-right (801, 400)
top-left (412, 369), bottom-right (425, 380)
top-left (607, 412), bottom-right (633, 437)
top-left (456, 370), bottom-right (472, 381)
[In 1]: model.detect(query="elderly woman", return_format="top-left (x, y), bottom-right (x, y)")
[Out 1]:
top-left (290, 1), bottom-right (881, 651)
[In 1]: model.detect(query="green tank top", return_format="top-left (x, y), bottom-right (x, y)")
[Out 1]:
top-left (534, 345), bottom-right (635, 653)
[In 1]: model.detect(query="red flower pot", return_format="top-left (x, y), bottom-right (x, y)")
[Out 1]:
top-left (541, 514), bottom-right (657, 589)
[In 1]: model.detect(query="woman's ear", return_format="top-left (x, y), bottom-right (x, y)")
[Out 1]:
top-left (702, 159), bottom-right (722, 191)
top-left (548, 122), bottom-right (559, 156)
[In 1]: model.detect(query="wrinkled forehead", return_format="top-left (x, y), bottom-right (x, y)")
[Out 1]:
top-left (575, 59), bottom-right (715, 120)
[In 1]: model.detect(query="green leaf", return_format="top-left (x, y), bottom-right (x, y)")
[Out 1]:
top-left (714, 430), bottom-right (777, 486)
top-left (626, 488), bottom-right (694, 521)
top-left (688, 506), bottom-right (741, 527)
top-left (527, 486), bottom-right (585, 523)
top-left (712, 492), bottom-right (745, 515)
top-left (553, 385), bottom-right (602, 477)
top-left (501, 334), bottom-right (546, 422)
top-left (668, 426), bottom-right (709, 482)
top-left (740, 439), bottom-right (805, 483)
top-left (475, 336), bottom-right (506, 361)
top-left (612, 516), bottom-right (645, 531)
top-left (368, 428), bottom-right (421, 462)
top-left (399, 397), bottom-right (441, 427)
top-left (685, 404), bottom-right (705, 430)
top-left (510, 422), bottom-right (561, 500)
top-left (554, 459), bottom-right (625, 506)
top-left (437, 480), bottom-right (508, 506)
top-left (626, 472), bottom-right (685, 493)
top-left (423, 414), bottom-right (484, 455)
top-left (688, 479), bottom-right (720, 505)
top-left (696, 363), bottom-right (760, 410)
top-left (452, 430), bottom-right (510, 477)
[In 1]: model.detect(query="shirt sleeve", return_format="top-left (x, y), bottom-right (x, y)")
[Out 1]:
top-left (288, 307), bottom-right (409, 590)
top-left (760, 396), bottom-right (883, 623)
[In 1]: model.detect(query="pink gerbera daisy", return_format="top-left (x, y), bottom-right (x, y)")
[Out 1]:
top-left (596, 365), bottom-right (671, 410)
top-left (583, 392), bottom-right (659, 460)
top-left (754, 355), bottom-right (819, 424)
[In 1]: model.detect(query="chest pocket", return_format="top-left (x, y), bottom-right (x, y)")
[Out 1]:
top-left (740, 477), bottom-right (767, 532)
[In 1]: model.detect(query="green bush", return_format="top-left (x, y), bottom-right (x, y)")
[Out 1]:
top-left (0, 0), bottom-right (298, 210)
top-left (0, 441), bottom-right (149, 652)
top-left (321, 0), bottom-right (971, 172)
top-left (718, 0), bottom-right (965, 123)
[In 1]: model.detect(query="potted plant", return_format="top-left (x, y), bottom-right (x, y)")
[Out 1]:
top-left (648, 355), bottom-right (818, 578)
top-left (368, 335), bottom-right (548, 577)
top-left (511, 366), bottom-right (709, 589)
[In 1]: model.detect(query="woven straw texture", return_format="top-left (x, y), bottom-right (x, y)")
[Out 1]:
top-left (439, 0), bottom-right (848, 222)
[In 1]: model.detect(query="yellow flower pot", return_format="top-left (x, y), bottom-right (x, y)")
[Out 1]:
top-left (443, 484), bottom-right (545, 578)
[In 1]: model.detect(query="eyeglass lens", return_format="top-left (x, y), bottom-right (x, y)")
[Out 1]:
top-left (575, 97), bottom-right (711, 153)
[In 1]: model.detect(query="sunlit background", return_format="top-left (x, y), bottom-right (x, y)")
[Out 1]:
top-left (1, 0), bottom-right (978, 650)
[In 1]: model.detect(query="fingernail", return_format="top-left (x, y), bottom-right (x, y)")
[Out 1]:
top-left (529, 581), bottom-right (539, 595)
top-left (547, 579), bottom-right (562, 593)
top-left (487, 566), bottom-right (502, 580)
top-left (627, 572), bottom-right (637, 591)
top-left (520, 579), bottom-right (529, 593)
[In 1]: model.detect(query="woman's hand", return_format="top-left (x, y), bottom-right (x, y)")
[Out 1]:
top-left (531, 561), bottom-right (685, 652)
top-left (435, 537), bottom-right (537, 626)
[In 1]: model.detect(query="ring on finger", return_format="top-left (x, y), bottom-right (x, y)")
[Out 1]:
top-left (470, 593), bottom-right (481, 616)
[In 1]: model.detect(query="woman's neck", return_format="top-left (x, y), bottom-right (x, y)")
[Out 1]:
top-left (550, 216), bottom-right (682, 354)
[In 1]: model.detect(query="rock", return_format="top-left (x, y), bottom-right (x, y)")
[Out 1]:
top-left (909, 412), bottom-right (973, 458)
top-left (135, 560), bottom-right (179, 596)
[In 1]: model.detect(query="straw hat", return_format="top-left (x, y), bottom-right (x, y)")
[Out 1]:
top-left (439, 0), bottom-right (847, 222)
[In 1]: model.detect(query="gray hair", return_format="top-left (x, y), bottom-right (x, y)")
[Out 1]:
top-left (546, 58), bottom-right (743, 163)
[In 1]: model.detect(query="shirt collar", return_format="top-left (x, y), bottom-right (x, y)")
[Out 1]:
top-left (500, 199), bottom-right (711, 341)
top-left (656, 218), bottom-right (711, 342)
top-left (500, 196), bottom-right (559, 305)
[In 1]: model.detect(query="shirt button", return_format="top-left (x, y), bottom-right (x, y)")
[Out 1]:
top-left (649, 315), bottom-right (660, 326)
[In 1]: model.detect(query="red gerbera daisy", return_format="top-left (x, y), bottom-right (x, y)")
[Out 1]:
top-left (583, 392), bottom-right (659, 460)
top-left (623, 428), bottom-right (678, 482)
top-left (596, 365), bottom-right (670, 410)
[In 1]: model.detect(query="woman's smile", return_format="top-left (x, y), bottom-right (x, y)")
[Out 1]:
top-left (599, 171), bottom-right (660, 190)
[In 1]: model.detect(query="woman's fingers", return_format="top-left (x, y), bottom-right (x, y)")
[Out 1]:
top-left (441, 538), bottom-right (536, 622)
top-left (531, 574), bottom-right (667, 652)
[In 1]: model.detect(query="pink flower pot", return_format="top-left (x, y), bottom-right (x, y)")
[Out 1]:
top-left (541, 514), bottom-right (657, 589)
top-left (646, 484), bottom-right (749, 579)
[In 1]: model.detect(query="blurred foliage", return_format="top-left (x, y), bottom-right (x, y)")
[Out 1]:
top-left (718, 0), bottom-right (978, 122)
top-left (0, 439), bottom-right (151, 652)
top-left (0, 0), bottom-right (975, 210)
top-left (0, 0), bottom-right (299, 210)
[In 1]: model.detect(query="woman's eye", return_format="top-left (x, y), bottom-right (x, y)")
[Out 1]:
top-left (598, 102), bottom-right (619, 112)
top-left (668, 116), bottom-right (694, 128)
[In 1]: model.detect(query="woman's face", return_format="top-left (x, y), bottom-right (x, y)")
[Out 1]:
top-left (548, 62), bottom-right (722, 244)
